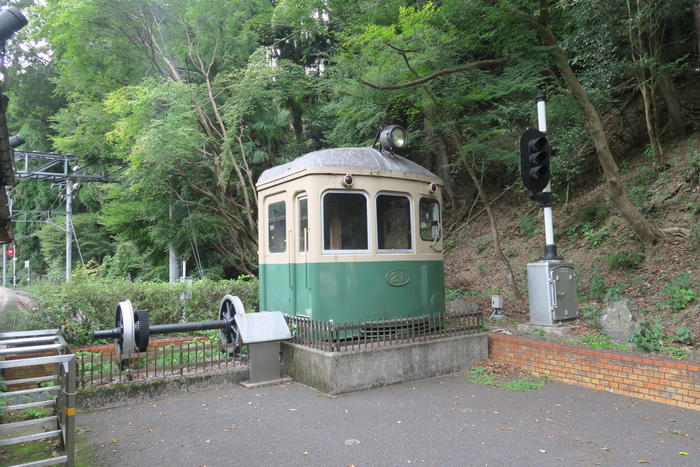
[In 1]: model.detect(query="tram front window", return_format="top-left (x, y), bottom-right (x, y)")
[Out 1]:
top-left (323, 192), bottom-right (369, 252)
top-left (419, 197), bottom-right (440, 241)
top-left (376, 194), bottom-right (412, 252)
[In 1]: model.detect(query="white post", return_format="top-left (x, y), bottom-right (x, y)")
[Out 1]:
top-left (66, 181), bottom-right (73, 281)
top-left (168, 202), bottom-right (180, 283)
top-left (536, 91), bottom-right (559, 260)
top-left (2, 244), bottom-right (5, 287)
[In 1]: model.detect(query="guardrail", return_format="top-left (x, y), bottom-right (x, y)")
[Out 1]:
top-left (75, 339), bottom-right (247, 389)
top-left (0, 329), bottom-right (75, 467)
top-left (285, 309), bottom-right (484, 352)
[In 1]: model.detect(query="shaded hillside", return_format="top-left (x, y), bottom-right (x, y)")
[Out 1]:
top-left (442, 88), bottom-right (700, 351)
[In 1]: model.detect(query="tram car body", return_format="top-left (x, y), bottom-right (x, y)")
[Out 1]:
top-left (256, 145), bottom-right (444, 326)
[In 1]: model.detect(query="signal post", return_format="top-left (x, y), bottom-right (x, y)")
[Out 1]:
top-left (520, 91), bottom-right (579, 328)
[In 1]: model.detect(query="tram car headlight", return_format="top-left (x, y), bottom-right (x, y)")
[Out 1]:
top-left (379, 125), bottom-right (408, 153)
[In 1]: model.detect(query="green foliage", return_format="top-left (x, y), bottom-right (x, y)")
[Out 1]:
top-left (583, 220), bottom-right (616, 247)
top-left (606, 252), bottom-right (645, 271)
top-left (500, 378), bottom-right (544, 392)
top-left (36, 213), bottom-right (115, 277)
top-left (445, 286), bottom-right (466, 302)
top-left (517, 212), bottom-right (540, 239)
top-left (629, 318), bottom-right (667, 353)
top-left (468, 366), bottom-right (545, 391)
top-left (577, 204), bottom-right (609, 225)
top-left (585, 265), bottom-right (607, 302)
top-left (23, 407), bottom-right (46, 420)
top-left (627, 186), bottom-right (653, 212)
top-left (662, 272), bottom-right (696, 313)
top-left (100, 243), bottom-right (146, 280)
top-left (579, 303), bottom-right (600, 320)
top-left (27, 273), bottom-right (259, 347)
top-left (474, 235), bottom-right (491, 255)
top-left (468, 366), bottom-right (494, 385)
top-left (578, 333), bottom-right (628, 350)
top-left (674, 324), bottom-right (694, 346)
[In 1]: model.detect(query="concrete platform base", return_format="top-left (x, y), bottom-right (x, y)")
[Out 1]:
top-left (239, 376), bottom-right (293, 390)
top-left (517, 323), bottom-right (573, 335)
top-left (281, 332), bottom-right (488, 396)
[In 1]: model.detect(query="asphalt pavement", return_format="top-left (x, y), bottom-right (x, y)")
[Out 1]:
top-left (77, 374), bottom-right (699, 467)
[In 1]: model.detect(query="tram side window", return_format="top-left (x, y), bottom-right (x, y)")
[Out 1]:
top-left (377, 194), bottom-right (412, 251)
top-left (419, 198), bottom-right (440, 241)
top-left (268, 201), bottom-right (286, 253)
top-left (323, 192), bottom-right (369, 252)
top-left (299, 197), bottom-right (308, 254)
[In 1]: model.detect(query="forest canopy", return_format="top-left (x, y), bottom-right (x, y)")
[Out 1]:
top-left (2, 0), bottom-right (697, 281)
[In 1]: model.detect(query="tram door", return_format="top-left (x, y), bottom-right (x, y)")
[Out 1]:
top-left (264, 193), bottom-right (294, 314)
top-left (294, 195), bottom-right (312, 317)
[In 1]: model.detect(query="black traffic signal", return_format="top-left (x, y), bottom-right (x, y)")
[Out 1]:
top-left (519, 128), bottom-right (550, 193)
top-left (6, 247), bottom-right (14, 256)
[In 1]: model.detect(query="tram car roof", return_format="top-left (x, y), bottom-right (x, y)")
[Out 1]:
top-left (257, 147), bottom-right (441, 187)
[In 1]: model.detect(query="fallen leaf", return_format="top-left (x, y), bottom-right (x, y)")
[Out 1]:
top-left (637, 461), bottom-right (650, 464)
top-left (680, 452), bottom-right (689, 456)
top-left (539, 449), bottom-right (546, 453)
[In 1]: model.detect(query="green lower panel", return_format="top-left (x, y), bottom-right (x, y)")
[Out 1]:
top-left (259, 260), bottom-right (445, 324)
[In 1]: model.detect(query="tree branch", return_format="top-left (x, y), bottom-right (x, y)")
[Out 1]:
top-left (359, 57), bottom-right (512, 90)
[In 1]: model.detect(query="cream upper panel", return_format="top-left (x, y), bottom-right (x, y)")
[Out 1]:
top-left (259, 173), bottom-right (442, 265)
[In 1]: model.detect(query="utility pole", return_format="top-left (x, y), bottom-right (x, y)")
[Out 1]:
top-left (65, 181), bottom-right (73, 280)
top-left (169, 201), bottom-right (180, 283)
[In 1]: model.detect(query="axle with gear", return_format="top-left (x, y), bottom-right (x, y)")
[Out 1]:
top-left (92, 294), bottom-right (246, 356)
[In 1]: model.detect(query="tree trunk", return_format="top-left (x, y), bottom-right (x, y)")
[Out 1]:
top-left (456, 145), bottom-right (523, 300)
top-left (424, 117), bottom-right (455, 208)
top-left (517, 1), bottom-right (664, 254)
top-left (696, 0), bottom-right (700, 59)
top-left (421, 85), bottom-right (523, 300)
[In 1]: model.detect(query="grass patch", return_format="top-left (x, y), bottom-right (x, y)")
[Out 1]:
top-left (576, 332), bottom-right (629, 350)
top-left (467, 366), bottom-right (547, 391)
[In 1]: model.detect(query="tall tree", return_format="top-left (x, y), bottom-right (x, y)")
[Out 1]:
top-left (512, 0), bottom-right (665, 255)
top-left (39, 0), bottom-right (317, 276)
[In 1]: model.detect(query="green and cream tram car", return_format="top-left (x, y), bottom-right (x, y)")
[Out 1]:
top-left (256, 127), bottom-right (445, 327)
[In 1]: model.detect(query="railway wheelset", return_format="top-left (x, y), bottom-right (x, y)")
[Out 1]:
top-left (92, 294), bottom-right (246, 356)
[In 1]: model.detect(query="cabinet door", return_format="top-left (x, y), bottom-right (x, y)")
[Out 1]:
top-left (551, 266), bottom-right (578, 321)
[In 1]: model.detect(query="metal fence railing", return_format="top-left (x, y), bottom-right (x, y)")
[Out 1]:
top-left (0, 329), bottom-right (76, 467)
top-left (15, 310), bottom-right (482, 395)
top-left (285, 310), bottom-right (484, 352)
top-left (75, 340), bottom-right (247, 390)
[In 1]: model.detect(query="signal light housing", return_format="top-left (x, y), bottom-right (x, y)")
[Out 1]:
top-left (520, 128), bottom-right (551, 194)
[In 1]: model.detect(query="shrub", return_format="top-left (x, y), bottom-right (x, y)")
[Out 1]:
top-left (605, 252), bottom-right (645, 271)
top-left (27, 271), bottom-right (259, 347)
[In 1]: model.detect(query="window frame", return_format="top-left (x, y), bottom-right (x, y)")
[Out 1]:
top-left (375, 192), bottom-right (414, 254)
top-left (418, 197), bottom-right (441, 242)
top-left (267, 199), bottom-right (287, 254)
top-left (298, 195), bottom-right (308, 257)
top-left (321, 190), bottom-right (371, 255)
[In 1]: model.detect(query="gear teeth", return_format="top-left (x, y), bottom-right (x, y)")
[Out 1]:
top-left (135, 310), bottom-right (150, 352)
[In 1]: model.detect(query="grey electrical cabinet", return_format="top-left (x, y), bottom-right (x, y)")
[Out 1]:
top-left (527, 260), bottom-right (579, 326)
